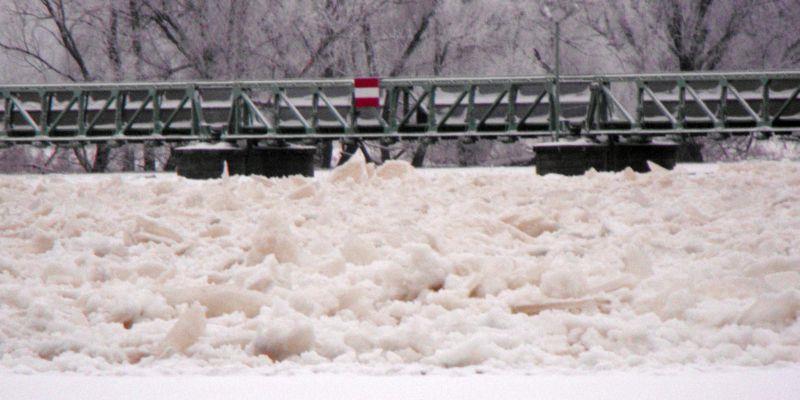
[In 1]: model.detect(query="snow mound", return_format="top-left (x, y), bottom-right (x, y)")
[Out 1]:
top-left (1, 161), bottom-right (800, 374)
top-left (160, 303), bottom-right (207, 354)
top-left (329, 152), bottom-right (371, 183)
top-left (375, 160), bottom-right (416, 179)
top-left (163, 286), bottom-right (268, 318)
top-left (248, 319), bottom-right (315, 361)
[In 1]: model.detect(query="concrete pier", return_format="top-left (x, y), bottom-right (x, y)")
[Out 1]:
top-left (174, 146), bottom-right (240, 179)
top-left (533, 142), bottom-right (679, 175)
top-left (230, 145), bottom-right (316, 178)
top-left (175, 144), bottom-right (315, 179)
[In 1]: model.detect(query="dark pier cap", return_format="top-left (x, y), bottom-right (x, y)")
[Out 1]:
top-left (175, 144), bottom-right (316, 179)
top-left (533, 142), bottom-right (680, 175)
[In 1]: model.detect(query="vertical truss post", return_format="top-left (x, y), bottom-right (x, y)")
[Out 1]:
top-left (312, 89), bottom-right (320, 133)
top-left (634, 81), bottom-right (644, 129)
top-left (229, 86), bottom-right (242, 137)
top-left (2, 93), bottom-right (11, 135)
top-left (427, 85), bottom-right (436, 133)
top-left (506, 84), bottom-right (518, 132)
top-left (548, 80), bottom-right (560, 141)
top-left (346, 86), bottom-right (356, 136)
top-left (386, 87), bottom-right (398, 133)
top-left (401, 88), bottom-right (409, 120)
top-left (39, 91), bottom-right (51, 137)
top-left (242, 91), bottom-right (252, 130)
top-left (677, 79), bottom-right (686, 129)
top-left (151, 88), bottom-right (161, 135)
top-left (189, 86), bottom-right (202, 137)
top-left (299, 93), bottom-right (313, 135)
top-left (585, 82), bottom-right (599, 132)
top-left (598, 81), bottom-right (610, 128)
top-left (77, 90), bottom-right (87, 136)
top-left (718, 79), bottom-right (728, 128)
top-left (272, 89), bottom-right (281, 135)
top-left (761, 78), bottom-right (771, 127)
top-left (241, 89), bottom-right (248, 136)
top-left (114, 90), bottom-right (126, 137)
top-left (466, 85), bottom-right (476, 131)
top-left (382, 86), bottom-right (396, 138)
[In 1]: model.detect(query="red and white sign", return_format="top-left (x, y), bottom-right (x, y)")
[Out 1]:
top-left (354, 77), bottom-right (380, 108)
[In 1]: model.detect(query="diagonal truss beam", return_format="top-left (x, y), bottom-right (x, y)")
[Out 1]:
top-left (277, 91), bottom-right (311, 130)
top-left (436, 89), bottom-right (468, 129)
top-left (318, 91), bottom-right (348, 129)
top-left (42, 94), bottom-right (80, 134)
top-left (7, 95), bottom-right (40, 133)
top-left (641, 84), bottom-right (677, 126)
top-left (477, 90), bottom-right (508, 127)
top-left (599, 85), bottom-right (634, 124)
top-left (398, 89), bottom-right (429, 127)
top-left (772, 86), bottom-right (800, 121)
top-left (726, 85), bottom-right (760, 122)
top-left (119, 94), bottom-right (153, 135)
top-left (240, 92), bottom-right (275, 131)
top-left (517, 90), bottom-right (548, 126)
top-left (161, 94), bottom-right (190, 132)
top-left (684, 85), bottom-right (719, 125)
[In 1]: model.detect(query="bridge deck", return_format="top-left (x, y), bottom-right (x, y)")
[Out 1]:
top-left (1, 71), bottom-right (799, 145)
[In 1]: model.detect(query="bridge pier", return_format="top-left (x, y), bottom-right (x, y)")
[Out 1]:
top-left (232, 145), bottom-right (316, 178)
top-left (533, 142), bottom-right (679, 176)
top-left (174, 145), bottom-right (240, 179)
top-left (175, 144), bottom-right (315, 179)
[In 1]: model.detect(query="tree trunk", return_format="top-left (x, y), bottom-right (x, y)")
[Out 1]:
top-left (122, 146), bottom-right (136, 171)
top-left (380, 147), bottom-right (392, 163)
top-left (164, 146), bottom-right (177, 171)
top-left (318, 141), bottom-right (333, 169)
top-left (411, 143), bottom-right (428, 167)
top-left (91, 144), bottom-right (111, 173)
top-left (144, 144), bottom-right (157, 171)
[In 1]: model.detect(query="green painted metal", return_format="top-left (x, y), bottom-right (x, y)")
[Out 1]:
top-left (1, 71), bottom-right (799, 145)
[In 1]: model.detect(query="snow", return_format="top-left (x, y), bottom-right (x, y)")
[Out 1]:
top-left (0, 158), bottom-right (799, 384)
top-left (176, 142), bottom-right (238, 150)
top-left (0, 368), bottom-right (798, 400)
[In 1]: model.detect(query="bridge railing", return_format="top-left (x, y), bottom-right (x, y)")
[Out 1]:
top-left (1, 71), bottom-right (799, 145)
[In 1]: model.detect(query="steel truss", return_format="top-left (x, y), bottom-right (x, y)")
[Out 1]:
top-left (1, 71), bottom-right (799, 146)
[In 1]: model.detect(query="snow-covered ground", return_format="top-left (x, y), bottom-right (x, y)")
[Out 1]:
top-left (3, 368), bottom-right (800, 400)
top-left (1, 158), bottom-right (799, 398)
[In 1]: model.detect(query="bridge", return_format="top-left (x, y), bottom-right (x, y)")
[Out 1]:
top-left (2, 71), bottom-right (799, 177)
top-left (2, 71), bottom-right (799, 145)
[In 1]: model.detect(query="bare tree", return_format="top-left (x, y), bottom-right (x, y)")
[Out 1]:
top-left (582, 0), bottom-right (759, 72)
top-left (0, 0), bottom-right (120, 172)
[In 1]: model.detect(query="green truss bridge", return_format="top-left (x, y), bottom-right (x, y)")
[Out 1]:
top-left (2, 70), bottom-right (799, 146)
